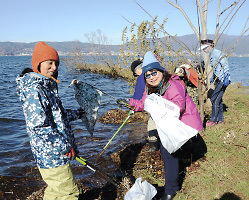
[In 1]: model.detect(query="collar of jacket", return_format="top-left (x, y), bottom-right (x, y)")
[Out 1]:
top-left (146, 82), bottom-right (171, 96)
top-left (159, 82), bottom-right (171, 96)
top-left (29, 72), bottom-right (59, 92)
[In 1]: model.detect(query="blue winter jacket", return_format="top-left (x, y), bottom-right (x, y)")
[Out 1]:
top-left (16, 72), bottom-right (81, 169)
top-left (209, 48), bottom-right (230, 83)
top-left (133, 74), bottom-right (146, 100)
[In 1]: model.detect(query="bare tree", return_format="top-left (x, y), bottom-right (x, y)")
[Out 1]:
top-left (84, 29), bottom-right (118, 70)
top-left (164, 0), bottom-right (248, 119)
top-left (127, 0), bottom-right (248, 119)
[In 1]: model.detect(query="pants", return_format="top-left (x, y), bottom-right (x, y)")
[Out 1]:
top-left (210, 80), bottom-right (226, 122)
top-left (39, 163), bottom-right (79, 200)
top-left (148, 118), bottom-right (179, 195)
top-left (160, 142), bottom-right (179, 195)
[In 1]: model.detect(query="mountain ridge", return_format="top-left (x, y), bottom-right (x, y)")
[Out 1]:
top-left (0, 34), bottom-right (248, 57)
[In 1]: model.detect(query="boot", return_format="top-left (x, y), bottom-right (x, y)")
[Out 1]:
top-left (160, 193), bottom-right (176, 200)
top-left (147, 136), bottom-right (159, 152)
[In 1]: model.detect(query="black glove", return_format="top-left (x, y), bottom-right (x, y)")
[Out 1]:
top-left (78, 108), bottom-right (85, 118)
top-left (62, 147), bottom-right (78, 160)
top-left (116, 98), bottom-right (130, 108)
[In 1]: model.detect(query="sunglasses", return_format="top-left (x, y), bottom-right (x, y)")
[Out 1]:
top-left (145, 71), bottom-right (158, 79)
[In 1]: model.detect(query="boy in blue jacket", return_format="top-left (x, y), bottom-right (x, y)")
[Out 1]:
top-left (16, 41), bottom-right (84, 199)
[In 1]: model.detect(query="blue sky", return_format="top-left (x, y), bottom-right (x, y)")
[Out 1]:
top-left (0, 0), bottom-right (248, 44)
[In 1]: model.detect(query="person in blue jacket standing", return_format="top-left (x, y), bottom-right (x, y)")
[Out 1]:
top-left (16, 41), bottom-right (84, 199)
top-left (130, 59), bottom-right (145, 100)
top-left (130, 59), bottom-right (159, 152)
top-left (200, 40), bottom-right (231, 127)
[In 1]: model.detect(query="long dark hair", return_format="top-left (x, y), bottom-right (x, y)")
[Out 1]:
top-left (145, 70), bottom-right (171, 95)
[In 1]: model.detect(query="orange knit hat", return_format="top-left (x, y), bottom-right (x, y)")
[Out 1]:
top-left (32, 41), bottom-right (60, 73)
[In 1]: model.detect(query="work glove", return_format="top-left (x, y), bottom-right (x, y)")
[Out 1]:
top-left (62, 147), bottom-right (78, 160)
top-left (179, 64), bottom-right (191, 69)
top-left (116, 98), bottom-right (130, 108)
top-left (78, 108), bottom-right (85, 118)
top-left (183, 64), bottom-right (191, 69)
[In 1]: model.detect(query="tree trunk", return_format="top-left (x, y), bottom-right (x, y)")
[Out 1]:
top-left (198, 76), bottom-right (204, 121)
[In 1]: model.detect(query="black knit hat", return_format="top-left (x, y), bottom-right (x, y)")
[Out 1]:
top-left (130, 60), bottom-right (143, 77)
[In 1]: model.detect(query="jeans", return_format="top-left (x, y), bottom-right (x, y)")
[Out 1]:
top-left (160, 142), bottom-right (179, 195)
top-left (210, 80), bottom-right (226, 122)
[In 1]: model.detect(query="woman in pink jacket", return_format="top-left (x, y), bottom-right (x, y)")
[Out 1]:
top-left (129, 51), bottom-right (203, 200)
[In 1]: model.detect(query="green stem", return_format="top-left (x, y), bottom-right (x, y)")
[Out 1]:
top-left (98, 110), bottom-right (134, 157)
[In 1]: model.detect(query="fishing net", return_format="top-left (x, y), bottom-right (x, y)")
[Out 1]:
top-left (69, 79), bottom-right (102, 136)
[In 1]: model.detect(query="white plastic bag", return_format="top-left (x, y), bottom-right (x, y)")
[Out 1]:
top-left (144, 94), bottom-right (198, 153)
top-left (124, 177), bottom-right (157, 200)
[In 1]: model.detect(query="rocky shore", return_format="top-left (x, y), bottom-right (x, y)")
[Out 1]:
top-left (3, 83), bottom-right (248, 200)
top-left (4, 109), bottom-right (205, 200)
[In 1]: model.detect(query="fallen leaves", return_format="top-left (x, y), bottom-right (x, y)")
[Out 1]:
top-left (98, 109), bottom-right (150, 124)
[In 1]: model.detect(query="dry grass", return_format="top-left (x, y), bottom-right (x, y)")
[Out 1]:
top-left (174, 83), bottom-right (249, 200)
top-left (118, 83), bottom-right (249, 200)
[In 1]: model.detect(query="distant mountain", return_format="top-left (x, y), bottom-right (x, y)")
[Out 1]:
top-left (0, 34), bottom-right (248, 56)
top-left (0, 41), bottom-right (120, 56)
top-left (169, 34), bottom-right (249, 57)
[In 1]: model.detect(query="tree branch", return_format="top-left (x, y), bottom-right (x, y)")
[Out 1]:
top-left (166, 0), bottom-right (199, 37)
top-left (217, 0), bottom-right (246, 43)
top-left (133, 0), bottom-right (195, 58)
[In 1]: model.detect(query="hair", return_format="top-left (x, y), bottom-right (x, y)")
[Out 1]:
top-left (20, 68), bottom-right (33, 77)
top-left (53, 71), bottom-right (58, 79)
top-left (145, 70), bottom-right (171, 95)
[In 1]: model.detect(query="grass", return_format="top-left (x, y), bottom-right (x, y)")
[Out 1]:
top-left (22, 83), bottom-right (248, 200)
top-left (130, 83), bottom-right (249, 200)
top-left (178, 84), bottom-right (249, 199)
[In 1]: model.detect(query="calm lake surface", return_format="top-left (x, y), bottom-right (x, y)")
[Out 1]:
top-left (0, 56), bottom-right (143, 183)
top-left (0, 56), bottom-right (248, 191)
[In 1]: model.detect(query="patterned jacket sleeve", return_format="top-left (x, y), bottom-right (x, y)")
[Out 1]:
top-left (65, 109), bottom-right (82, 122)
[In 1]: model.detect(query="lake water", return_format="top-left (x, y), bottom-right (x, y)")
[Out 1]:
top-left (0, 56), bottom-right (248, 195)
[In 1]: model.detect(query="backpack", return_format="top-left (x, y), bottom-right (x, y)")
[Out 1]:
top-left (223, 72), bottom-right (231, 87)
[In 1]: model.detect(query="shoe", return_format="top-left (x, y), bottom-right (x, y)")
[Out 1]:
top-left (217, 121), bottom-right (224, 125)
top-left (206, 120), bottom-right (217, 127)
top-left (147, 136), bottom-right (159, 152)
top-left (160, 193), bottom-right (176, 200)
top-left (147, 141), bottom-right (159, 152)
